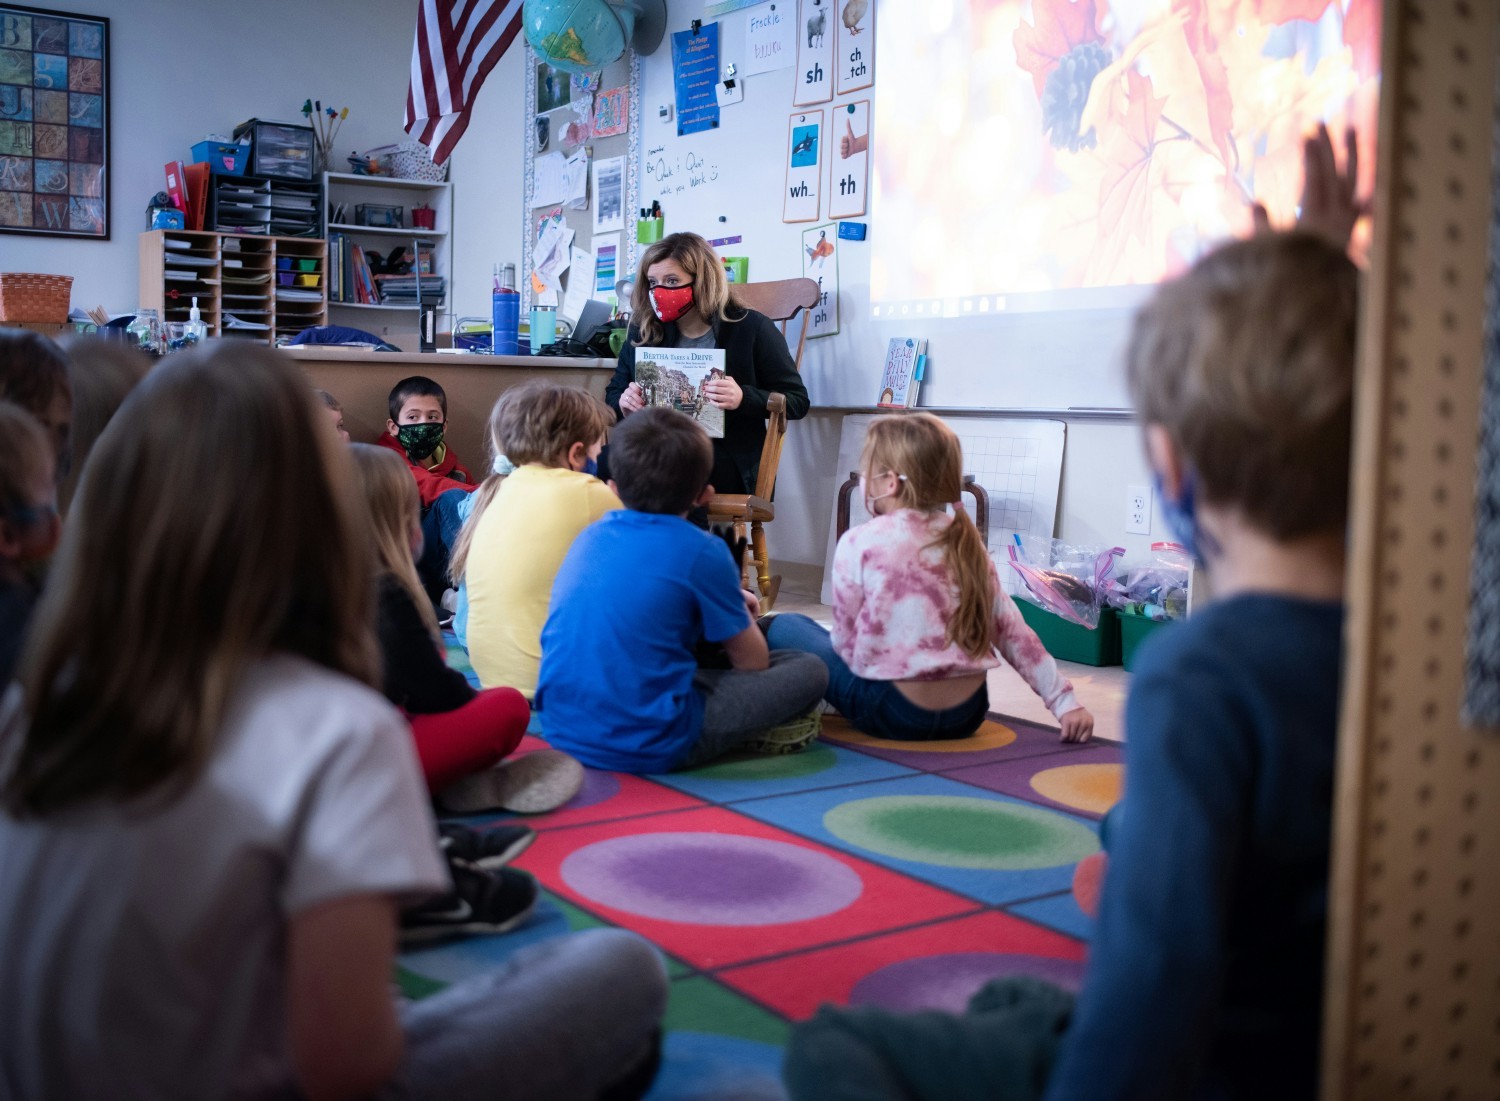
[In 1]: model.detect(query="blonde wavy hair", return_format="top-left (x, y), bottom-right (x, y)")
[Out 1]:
top-left (349, 443), bottom-right (440, 642)
top-left (2, 343), bottom-right (379, 818)
top-left (861, 414), bottom-right (996, 659)
top-left (630, 232), bottom-right (739, 346)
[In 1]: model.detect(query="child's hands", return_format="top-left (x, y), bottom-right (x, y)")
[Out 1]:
top-left (1058, 707), bottom-right (1095, 743)
top-left (1252, 123), bottom-right (1366, 249)
top-left (742, 588), bottom-right (762, 618)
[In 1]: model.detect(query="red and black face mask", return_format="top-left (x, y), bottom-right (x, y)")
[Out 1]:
top-left (650, 284), bottom-right (695, 324)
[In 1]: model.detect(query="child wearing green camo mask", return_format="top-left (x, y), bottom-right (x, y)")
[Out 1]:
top-left (376, 375), bottom-right (476, 506)
top-left (376, 375), bottom-right (478, 610)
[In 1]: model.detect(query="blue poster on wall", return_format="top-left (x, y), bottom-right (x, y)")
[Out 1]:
top-left (670, 23), bottom-right (721, 137)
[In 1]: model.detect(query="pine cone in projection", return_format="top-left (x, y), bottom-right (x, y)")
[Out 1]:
top-left (1041, 41), bottom-right (1111, 152)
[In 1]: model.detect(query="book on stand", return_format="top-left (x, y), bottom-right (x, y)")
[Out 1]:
top-left (877, 338), bottom-right (927, 408)
top-left (634, 347), bottom-right (727, 438)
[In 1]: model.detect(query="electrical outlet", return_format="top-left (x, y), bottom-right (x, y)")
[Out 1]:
top-left (1126, 483), bottom-right (1151, 535)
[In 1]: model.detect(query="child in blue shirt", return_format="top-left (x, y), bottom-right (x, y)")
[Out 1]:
top-left (785, 126), bottom-right (1363, 1101)
top-left (537, 407), bottom-right (828, 772)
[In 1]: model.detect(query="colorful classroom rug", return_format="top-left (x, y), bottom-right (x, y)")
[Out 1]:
top-left (410, 638), bottom-right (1122, 1100)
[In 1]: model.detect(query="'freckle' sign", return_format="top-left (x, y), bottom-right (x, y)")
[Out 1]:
top-left (745, 3), bottom-right (796, 77)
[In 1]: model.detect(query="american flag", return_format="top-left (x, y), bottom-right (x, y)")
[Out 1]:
top-left (405, 0), bottom-right (525, 166)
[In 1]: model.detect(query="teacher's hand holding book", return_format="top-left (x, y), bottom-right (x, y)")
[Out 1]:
top-left (620, 382), bottom-right (645, 414)
top-left (703, 375), bottom-right (743, 410)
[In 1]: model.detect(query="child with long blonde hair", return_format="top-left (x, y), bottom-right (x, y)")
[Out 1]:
top-left (768, 413), bottom-right (1093, 742)
top-left (464, 381), bottom-right (619, 700)
top-left (348, 443), bottom-right (580, 814)
top-left (0, 344), bottom-right (667, 1100)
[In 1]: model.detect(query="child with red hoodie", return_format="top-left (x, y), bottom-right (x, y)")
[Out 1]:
top-left (375, 375), bottom-right (476, 608)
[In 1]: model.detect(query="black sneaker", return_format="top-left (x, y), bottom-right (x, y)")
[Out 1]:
top-left (437, 822), bottom-right (536, 870)
top-left (400, 860), bottom-right (539, 945)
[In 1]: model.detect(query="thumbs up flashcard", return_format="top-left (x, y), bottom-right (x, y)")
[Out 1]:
top-left (830, 99), bottom-right (869, 219)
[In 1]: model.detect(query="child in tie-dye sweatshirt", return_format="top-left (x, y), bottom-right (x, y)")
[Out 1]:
top-left (767, 413), bottom-right (1093, 743)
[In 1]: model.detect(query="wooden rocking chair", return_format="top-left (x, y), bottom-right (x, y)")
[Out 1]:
top-left (706, 276), bottom-right (820, 609)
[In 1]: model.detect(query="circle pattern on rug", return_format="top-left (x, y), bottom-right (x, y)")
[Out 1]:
top-left (561, 832), bottom-right (864, 925)
top-left (822, 720), bottom-right (1017, 754)
top-left (1029, 762), bottom-right (1123, 815)
top-left (689, 744), bottom-right (838, 781)
top-left (824, 795), bottom-right (1099, 869)
top-left (568, 768), bottom-right (621, 809)
top-left (851, 952), bottom-right (1087, 1012)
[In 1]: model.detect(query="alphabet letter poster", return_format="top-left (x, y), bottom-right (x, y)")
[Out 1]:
top-left (784, 110), bottom-right (823, 222)
top-left (800, 222), bottom-right (840, 337)
top-left (835, 0), bottom-right (874, 95)
top-left (794, 0), bottom-right (834, 106)
top-left (744, 2), bottom-right (795, 77)
top-left (829, 99), bottom-right (869, 218)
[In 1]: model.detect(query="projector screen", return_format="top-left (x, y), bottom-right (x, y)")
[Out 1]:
top-left (870, 0), bottom-right (1380, 318)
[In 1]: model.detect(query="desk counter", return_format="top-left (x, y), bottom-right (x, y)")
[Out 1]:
top-left (280, 347), bottom-right (616, 466)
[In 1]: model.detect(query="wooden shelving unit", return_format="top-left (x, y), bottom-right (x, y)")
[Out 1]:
top-left (322, 171), bottom-right (451, 315)
top-left (139, 230), bottom-right (327, 345)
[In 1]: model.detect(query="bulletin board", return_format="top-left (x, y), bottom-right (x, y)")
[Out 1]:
top-left (520, 45), bottom-right (644, 326)
top-left (632, 0), bottom-right (1137, 412)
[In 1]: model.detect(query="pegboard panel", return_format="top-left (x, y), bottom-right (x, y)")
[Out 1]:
top-left (1323, 2), bottom-right (1500, 1098)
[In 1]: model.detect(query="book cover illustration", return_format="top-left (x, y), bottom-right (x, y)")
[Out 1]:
top-left (635, 347), bottom-right (727, 438)
top-left (878, 337), bottom-right (926, 408)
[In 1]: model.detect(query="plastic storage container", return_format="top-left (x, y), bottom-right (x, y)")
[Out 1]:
top-left (1012, 596), bottom-right (1122, 667)
top-left (1118, 609), bottom-right (1175, 672)
top-left (190, 140), bottom-right (248, 176)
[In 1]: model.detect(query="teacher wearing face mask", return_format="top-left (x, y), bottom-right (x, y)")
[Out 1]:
top-left (605, 232), bottom-right (810, 495)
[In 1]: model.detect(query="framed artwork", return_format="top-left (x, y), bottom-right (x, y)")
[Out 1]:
top-left (0, 4), bottom-right (110, 239)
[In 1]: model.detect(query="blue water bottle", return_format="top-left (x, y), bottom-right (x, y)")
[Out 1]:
top-left (492, 263), bottom-right (520, 355)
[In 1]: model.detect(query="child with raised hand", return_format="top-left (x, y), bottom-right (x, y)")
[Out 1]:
top-left (347, 443), bottom-right (581, 815)
top-left (783, 127), bottom-right (1363, 1101)
top-left (465, 381), bottom-right (619, 701)
top-left (768, 412), bottom-right (1093, 743)
top-left (0, 343), bottom-right (668, 1101)
top-left (537, 407), bottom-right (829, 773)
top-left (0, 402), bottom-right (62, 686)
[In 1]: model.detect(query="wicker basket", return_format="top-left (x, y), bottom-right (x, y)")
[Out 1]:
top-left (0, 273), bottom-right (73, 323)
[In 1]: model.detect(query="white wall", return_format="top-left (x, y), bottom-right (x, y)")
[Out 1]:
top-left (6, 0), bottom-right (420, 313)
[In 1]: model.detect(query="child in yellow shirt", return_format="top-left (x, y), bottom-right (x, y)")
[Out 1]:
top-left (464, 382), bottom-right (618, 700)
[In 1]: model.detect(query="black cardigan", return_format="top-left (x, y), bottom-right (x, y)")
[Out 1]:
top-left (605, 307), bottom-right (810, 494)
top-left (376, 575), bottom-right (474, 714)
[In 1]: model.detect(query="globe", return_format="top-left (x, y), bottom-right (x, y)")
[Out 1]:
top-left (522, 0), bottom-right (665, 73)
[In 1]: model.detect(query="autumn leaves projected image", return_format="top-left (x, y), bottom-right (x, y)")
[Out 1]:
top-left (870, 0), bottom-right (1379, 312)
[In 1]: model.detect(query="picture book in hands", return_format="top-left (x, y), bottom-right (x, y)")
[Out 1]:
top-left (635, 348), bottom-right (727, 438)
top-left (878, 338), bottom-right (927, 408)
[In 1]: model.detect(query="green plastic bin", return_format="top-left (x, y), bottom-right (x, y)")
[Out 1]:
top-left (1012, 596), bottom-right (1122, 666)
top-left (1119, 609), bottom-right (1176, 671)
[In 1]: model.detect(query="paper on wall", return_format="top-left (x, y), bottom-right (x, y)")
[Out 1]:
top-left (744, 2), bottom-right (795, 76)
top-left (563, 150), bottom-right (589, 210)
top-left (794, 0), bottom-right (834, 105)
top-left (562, 246), bottom-right (596, 322)
top-left (593, 232), bottom-right (621, 297)
top-left (531, 151), bottom-right (567, 207)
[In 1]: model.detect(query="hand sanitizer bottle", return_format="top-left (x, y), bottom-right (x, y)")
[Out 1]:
top-left (185, 297), bottom-right (208, 345)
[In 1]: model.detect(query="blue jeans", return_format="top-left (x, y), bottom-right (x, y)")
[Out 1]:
top-left (765, 614), bottom-right (989, 741)
top-left (417, 488), bottom-right (471, 604)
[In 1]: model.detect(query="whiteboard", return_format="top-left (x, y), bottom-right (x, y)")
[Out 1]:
top-left (819, 415), bottom-right (1065, 604)
top-left (636, 0), bottom-right (1135, 412)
